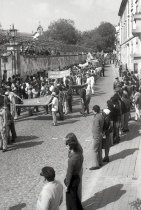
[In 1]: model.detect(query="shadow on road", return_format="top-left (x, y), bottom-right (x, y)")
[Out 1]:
top-left (59, 119), bottom-right (80, 125)
top-left (83, 184), bottom-right (126, 210)
top-left (9, 203), bottom-right (26, 210)
top-left (121, 122), bottom-right (141, 142)
top-left (7, 141), bottom-right (43, 151)
top-left (110, 148), bottom-right (138, 161)
top-left (16, 135), bottom-right (39, 142)
top-left (94, 91), bottom-right (106, 96)
top-left (16, 114), bottom-right (52, 122)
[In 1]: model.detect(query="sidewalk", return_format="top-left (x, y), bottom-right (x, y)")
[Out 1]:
top-left (61, 65), bottom-right (141, 210)
top-left (82, 65), bottom-right (141, 210)
top-left (82, 117), bottom-right (141, 210)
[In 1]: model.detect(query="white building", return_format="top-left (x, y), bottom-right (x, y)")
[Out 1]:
top-left (118, 0), bottom-right (141, 74)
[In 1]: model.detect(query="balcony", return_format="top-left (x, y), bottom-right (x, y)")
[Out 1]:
top-left (132, 28), bottom-right (141, 36)
top-left (133, 53), bottom-right (141, 63)
top-left (132, 13), bottom-right (141, 37)
top-left (134, 13), bottom-right (141, 20)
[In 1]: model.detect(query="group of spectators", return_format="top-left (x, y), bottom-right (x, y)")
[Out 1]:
top-left (36, 67), bottom-right (141, 210)
top-left (2, 57), bottom-right (141, 209)
top-left (90, 68), bottom-right (141, 171)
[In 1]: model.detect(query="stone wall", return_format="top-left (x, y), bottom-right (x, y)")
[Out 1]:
top-left (1, 53), bottom-right (87, 80)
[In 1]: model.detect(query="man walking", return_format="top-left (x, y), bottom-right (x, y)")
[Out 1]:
top-left (37, 166), bottom-right (63, 210)
top-left (79, 87), bottom-right (86, 117)
top-left (90, 105), bottom-right (104, 170)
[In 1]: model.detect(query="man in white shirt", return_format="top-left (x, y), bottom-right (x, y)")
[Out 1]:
top-left (37, 166), bottom-right (63, 210)
top-left (49, 92), bottom-right (59, 126)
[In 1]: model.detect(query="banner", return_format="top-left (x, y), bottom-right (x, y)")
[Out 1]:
top-left (16, 95), bottom-right (52, 107)
top-left (48, 69), bottom-right (70, 79)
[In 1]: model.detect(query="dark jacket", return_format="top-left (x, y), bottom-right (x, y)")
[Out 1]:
top-left (65, 152), bottom-right (83, 188)
top-left (122, 97), bottom-right (131, 113)
top-left (79, 88), bottom-right (86, 102)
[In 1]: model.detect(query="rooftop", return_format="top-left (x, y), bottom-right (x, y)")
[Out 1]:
top-left (118, 0), bottom-right (128, 16)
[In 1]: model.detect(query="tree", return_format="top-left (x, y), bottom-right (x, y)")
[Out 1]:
top-left (79, 22), bottom-right (116, 52)
top-left (97, 22), bottom-right (116, 52)
top-left (43, 19), bottom-right (80, 45)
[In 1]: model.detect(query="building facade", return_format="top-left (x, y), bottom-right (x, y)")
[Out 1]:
top-left (118, 0), bottom-right (141, 73)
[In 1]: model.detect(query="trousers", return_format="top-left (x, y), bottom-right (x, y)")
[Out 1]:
top-left (7, 122), bottom-right (17, 142)
top-left (92, 136), bottom-right (102, 167)
top-left (66, 175), bottom-right (83, 210)
top-left (0, 128), bottom-right (7, 150)
top-left (135, 105), bottom-right (140, 120)
top-left (52, 111), bottom-right (57, 125)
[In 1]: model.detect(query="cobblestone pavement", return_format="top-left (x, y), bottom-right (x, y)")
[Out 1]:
top-left (1, 65), bottom-right (141, 210)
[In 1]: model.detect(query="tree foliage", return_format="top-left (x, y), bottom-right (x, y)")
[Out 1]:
top-left (43, 19), bottom-right (81, 45)
top-left (79, 22), bottom-right (116, 52)
top-left (41, 20), bottom-right (116, 53)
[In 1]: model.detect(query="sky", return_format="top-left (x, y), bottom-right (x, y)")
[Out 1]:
top-left (0, 0), bottom-right (122, 33)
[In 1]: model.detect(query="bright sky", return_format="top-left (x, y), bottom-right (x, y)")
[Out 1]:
top-left (0, 0), bottom-right (122, 33)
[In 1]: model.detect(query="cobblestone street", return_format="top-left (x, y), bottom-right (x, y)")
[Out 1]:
top-left (1, 65), bottom-right (141, 210)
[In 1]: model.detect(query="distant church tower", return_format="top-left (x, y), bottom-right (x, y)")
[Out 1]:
top-left (37, 22), bottom-right (43, 36)
top-left (33, 22), bottom-right (43, 39)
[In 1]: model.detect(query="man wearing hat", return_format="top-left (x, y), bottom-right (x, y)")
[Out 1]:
top-left (37, 166), bottom-right (63, 210)
top-left (90, 105), bottom-right (104, 170)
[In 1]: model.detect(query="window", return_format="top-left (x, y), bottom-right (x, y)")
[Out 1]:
top-left (134, 63), bottom-right (138, 73)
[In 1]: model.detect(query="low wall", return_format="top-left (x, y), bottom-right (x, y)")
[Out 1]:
top-left (0, 53), bottom-right (87, 80)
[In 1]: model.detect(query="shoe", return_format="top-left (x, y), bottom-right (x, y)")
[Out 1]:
top-left (11, 139), bottom-right (15, 143)
top-left (82, 114), bottom-right (86, 117)
top-left (89, 166), bottom-right (100, 170)
top-left (2, 149), bottom-right (7, 152)
top-left (52, 123), bottom-right (58, 126)
top-left (103, 157), bottom-right (109, 162)
top-left (122, 129), bottom-right (129, 132)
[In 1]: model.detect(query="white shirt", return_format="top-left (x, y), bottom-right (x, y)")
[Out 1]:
top-left (51, 97), bottom-right (59, 112)
top-left (86, 77), bottom-right (91, 86)
top-left (86, 85), bottom-right (92, 96)
top-left (37, 181), bottom-right (63, 210)
top-left (76, 77), bottom-right (81, 85)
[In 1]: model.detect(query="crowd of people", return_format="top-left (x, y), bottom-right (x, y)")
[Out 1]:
top-left (36, 66), bottom-right (141, 210)
top-left (2, 56), bottom-right (141, 209)
top-left (0, 60), bottom-right (104, 153)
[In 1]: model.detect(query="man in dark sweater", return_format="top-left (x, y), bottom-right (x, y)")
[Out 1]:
top-left (79, 87), bottom-right (86, 117)
top-left (90, 105), bottom-right (104, 170)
